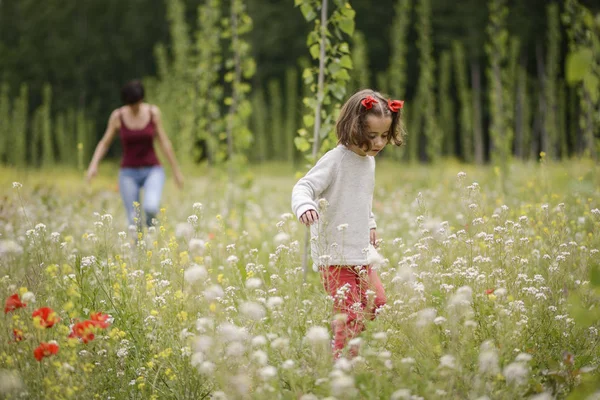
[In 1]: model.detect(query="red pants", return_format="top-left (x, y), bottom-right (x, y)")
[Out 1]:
top-left (320, 265), bottom-right (386, 357)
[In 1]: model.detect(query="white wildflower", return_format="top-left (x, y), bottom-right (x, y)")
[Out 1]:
top-left (274, 232), bottom-right (290, 244)
top-left (188, 238), bottom-right (206, 256)
top-left (217, 322), bottom-right (248, 342)
top-left (203, 285), bottom-right (224, 301)
top-left (366, 244), bottom-right (386, 267)
top-left (258, 365), bottom-right (277, 380)
top-left (240, 301), bottom-right (266, 321)
top-left (184, 264), bottom-right (207, 284)
top-left (0, 369), bottom-right (23, 394)
top-left (503, 362), bottom-right (528, 385)
top-left (416, 308), bottom-right (437, 327)
top-left (515, 353), bottom-right (532, 362)
top-left (305, 326), bottom-right (330, 345)
top-left (193, 335), bottom-right (213, 353)
top-left (337, 223), bottom-right (349, 231)
top-left (251, 335), bottom-right (267, 347)
top-left (226, 255), bottom-right (239, 264)
top-left (391, 389), bottom-right (412, 400)
top-left (266, 296), bottom-right (283, 309)
top-left (246, 277), bottom-right (262, 289)
top-left (478, 341), bottom-right (500, 375)
top-left (22, 291), bottom-right (36, 303)
top-left (251, 350), bottom-right (268, 365)
top-left (439, 354), bottom-right (456, 369)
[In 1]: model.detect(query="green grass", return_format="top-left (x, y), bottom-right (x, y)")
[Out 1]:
top-left (0, 159), bottom-right (599, 399)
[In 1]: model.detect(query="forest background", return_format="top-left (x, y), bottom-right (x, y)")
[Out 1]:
top-left (0, 0), bottom-right (599, 168)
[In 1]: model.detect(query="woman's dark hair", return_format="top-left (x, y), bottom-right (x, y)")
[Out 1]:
top-left (336, 88), bottom-right (406, 152)
top-left (121, 80), bottom-right (145, 105)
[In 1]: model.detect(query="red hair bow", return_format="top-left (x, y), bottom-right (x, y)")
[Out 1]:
top-left (361, 96), bottom-right (378, 110)
top-left (387, 99), bottom-right (404, 112)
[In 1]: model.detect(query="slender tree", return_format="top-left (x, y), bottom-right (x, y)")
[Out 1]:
top-left (416, 0), bottom-right (439, 162)
top-left (41, 84), bottom-right (55, 167)
top-left (544, 3), bottom-right (561, 159)
top-left (0, 83), bottom-right (9, 164)
top-left (10, 84), bottom-right (28, 167)
top-left (452, 41), bottom-right (473, 162)
top-left (284, 67), bottom-right (299, 163)
top-left (195, 0), bottom-right (224, 164)
top-left (250, 88), bottom-right (268, 162)
top-left (348, 31), bottom-right (370, 94)
top-left (486, 0), bottom-right (512, 185)
top-left (268, 79), bottom-right (284, 159)
top-left (438, 51), bottom-right (454, 157)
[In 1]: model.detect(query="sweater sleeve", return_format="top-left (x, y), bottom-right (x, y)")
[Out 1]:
top-left (291, 150), bottom-right (339, 221)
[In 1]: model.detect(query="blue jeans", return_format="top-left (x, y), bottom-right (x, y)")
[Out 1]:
top-left (118, 166), bottom-right (165, 228)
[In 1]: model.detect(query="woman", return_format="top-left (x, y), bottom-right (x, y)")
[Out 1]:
top-left (86, 80), bottom-right (184, 229)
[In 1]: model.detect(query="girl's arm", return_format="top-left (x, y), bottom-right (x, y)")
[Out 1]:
top-left (86, 110), bottom-right (119, 182)
top-left (153, 106), bottom-right (184, 189)
top-left (369, 195), bottom-right (377, 246)
top-left (291, 151), bottom-right (338, 224)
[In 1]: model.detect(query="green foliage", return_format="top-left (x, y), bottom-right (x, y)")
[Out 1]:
top-left (515, 63), bottom-right (532, 160)
top-left (54, 113), bottom-right (67, 165)
top-left (544, 3), bottom-right (562, 159)
top-left (0, 83), bottom-right (9, 163)
top-left (195, 0), bottom-right (224, 164)
top-left (452, 41), bottom-right (473, 162)
top-left (40, 84), bottom-right (55, 167)
top-left (250, 88), bottom-right (268, 162)
top-left (295, 0), bottom-right (355, 165)
top-left (268, 79), bottom-right (284, 160)
top-left (348, 31), bottom-right (370, 93)
top-left (563, 0), bottom-right (600, 160)
top-left (30, 109), bottom-right (41, 168)
top-left (388, 0), bottom-right (411, 99)
top-left (284, 67), bottom-right (299, 163)
top-left (485, 0), bottom-right (513, 183)
top-left (223, 0), bottom-right (255, 176)
top-left (438, 51), bottom-right (454, 156)
top-left (76, 110), bottom-right (88, 171)
top-left (416, 0), bottom-right (439, 162)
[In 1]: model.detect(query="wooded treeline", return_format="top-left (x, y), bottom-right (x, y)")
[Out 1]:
top-left (0, 0), bottom-right (599, 167)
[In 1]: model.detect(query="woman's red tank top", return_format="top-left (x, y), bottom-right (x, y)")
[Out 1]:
top-left (119, 108), bottom-right (160, 168)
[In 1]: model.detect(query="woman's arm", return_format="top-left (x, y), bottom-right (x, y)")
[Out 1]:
top-left (153, 105), bottom-right (184, 189)
top-left (86, 110), bottom-right (119, 182)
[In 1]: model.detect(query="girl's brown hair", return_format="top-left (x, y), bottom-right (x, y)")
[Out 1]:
top-left (336, 89), bottom-right (406, 152)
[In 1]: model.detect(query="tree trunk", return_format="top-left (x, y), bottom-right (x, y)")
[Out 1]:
top-left (303, 0), bottom-right (329, 280)
top-left (515, 62), bottom-right (526, 159)
top-left (471, 59), bottom-right (484, 164)
top-left (535, 42), bottom-right (547, 156)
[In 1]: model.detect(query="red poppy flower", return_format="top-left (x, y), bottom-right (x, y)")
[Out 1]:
top-left (33, 341), bottom-right (59, 361)
top-left (387, 99), bottom-right (404, 112)
top-left (32, 307), bottom-right (60, 328)
top-left (69, 320), bottom-right (97, 343)
top-left (90, 312), bottom-right (111, 329)
top-left (361, 96), bottom-right (378, 110)
top-left (4, 294), bottom-right (26, 314)
top-left (485, 288), bottom-right (495, 295)
top-left (13, 328), bottom-right (24, 342)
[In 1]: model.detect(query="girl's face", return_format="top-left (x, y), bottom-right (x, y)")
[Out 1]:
top-left (350, 115), bottom-right (392, 156)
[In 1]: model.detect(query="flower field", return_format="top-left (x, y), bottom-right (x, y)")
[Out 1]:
top-left (0, 159), bottom-right (599, 399)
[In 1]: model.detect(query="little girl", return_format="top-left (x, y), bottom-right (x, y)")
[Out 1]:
top-left (291, 89), bottom-right (405, 357)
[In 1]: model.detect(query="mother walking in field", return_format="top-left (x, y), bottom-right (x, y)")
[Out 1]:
top-left (85, 80), bottom-right (184, 229)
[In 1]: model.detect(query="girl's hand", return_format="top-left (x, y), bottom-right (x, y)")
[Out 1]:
top-left (174, 170), bottom-right (184, 189)
top-left (86, 165), bottom-right (98, 183)
top-left (370, 228), bottom-right (377, 247)
top-left (300, 209), bottom-right (319, 226)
